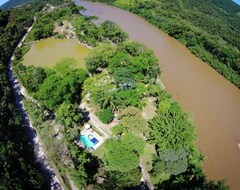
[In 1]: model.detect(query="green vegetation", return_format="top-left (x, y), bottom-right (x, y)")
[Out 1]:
top-left (101, 20), bottom-right (128, 44)
top-left (119, 106), bottom-right (148, 135)
top-left (0, 4), bottom-right (47, 190)
top-left (25, 6), bottom-right (71, 42)
top-left (97, 109), bottom-right (114, 124)
top-left (152, 149), bottom-right (188, 176)
top-left (83, 40), bottom-right (159, 110)
top-left (85, 43), bottom-right (117, 73)
top-left (141, 143), bottom-right (156, 171)
top-left (101, 168), bottom-right (142, 190)
top-left (56, 102), bottom-right (83, 128)
top-left (23, 100), bottom-right (73, 190)
top-left (35, 58), bottom-right (88, 110)
top-left (72, 17), bottom-right (129, 47)
top-left (149, 103), bottom-right (195, 151)
top-left (10, 1), bottom-right (230, 189)
top-left (103, 133), bottom-right (145, 172)
top-left (0, 0), bottom-right (64, 10)
top-left (111, 124), bottom-right (125, 136)
top-left (93, 0), bottom-right (240, 88)
top-left (14, 64), bottom-right (46, 93)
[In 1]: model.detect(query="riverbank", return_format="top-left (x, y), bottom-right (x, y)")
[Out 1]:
top-left (74, 1), bottom-right (240, 189)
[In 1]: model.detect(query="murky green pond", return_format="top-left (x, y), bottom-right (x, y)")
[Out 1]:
top-left (22, 38), bottom-right (91, 68)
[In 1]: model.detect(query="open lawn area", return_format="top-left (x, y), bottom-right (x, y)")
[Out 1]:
top-left (151, 172), bottom-right (170, 186)
top-left (93, 143), bottom-right (107, 159)
top-left (141, 143), bottom-right (156, 172)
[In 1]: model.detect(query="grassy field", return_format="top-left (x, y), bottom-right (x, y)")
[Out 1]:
top-left (93, 143), bottom-right (107, 159)
top-left (141, 143), bottom-right (156, 172)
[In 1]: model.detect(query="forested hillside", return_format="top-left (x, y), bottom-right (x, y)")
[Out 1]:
top-left (93, 0), bottom-right (240, 88)
top-left (0, 4), bottom-right (47, 189)
top-left (10, 2), bottom-right (229, 188)
top-left (0, 0), bottom-right (33, 10)
top-left (0, 0), bottom-right (64, 9)
top-left (0, 1), bottom-right (65, 189)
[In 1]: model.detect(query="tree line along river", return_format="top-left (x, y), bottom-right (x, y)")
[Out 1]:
top-left (74, 0), bottom-right (240, 189)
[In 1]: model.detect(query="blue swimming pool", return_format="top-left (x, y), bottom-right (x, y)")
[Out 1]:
top-left (80, 135), bottom-right (95, 148)
top-left (88, 134), bottom-right (99, 144)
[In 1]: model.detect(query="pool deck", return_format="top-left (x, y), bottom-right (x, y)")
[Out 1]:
top-left (80, 128), bottom-right (105, 150)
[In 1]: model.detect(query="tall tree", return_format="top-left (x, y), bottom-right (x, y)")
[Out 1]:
top-left (119, 106), bottom-right (148, 134)
top-left (103, 133), bottom-right (145, 172)
top-left (36, 58), bottom-right (88, 110)
top-left (85, 43), bottom-right (117, 73)
top-left (149, 103), bottom-right (195, 152)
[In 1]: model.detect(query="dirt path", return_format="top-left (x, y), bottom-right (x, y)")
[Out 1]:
top-left (7, 18), bottom-right (63, 190)
top-left (140, 158), bottom-right (154, 190)
top-left (80, 103), bottom-right (111, 137)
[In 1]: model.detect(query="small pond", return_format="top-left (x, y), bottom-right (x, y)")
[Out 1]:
top-left (22, 38), bottom-right (91, 68)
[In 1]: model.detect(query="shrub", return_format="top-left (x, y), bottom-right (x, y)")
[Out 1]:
top-left (97, 109), bottom-right (114, 124)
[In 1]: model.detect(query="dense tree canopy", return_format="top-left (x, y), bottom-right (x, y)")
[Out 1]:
top-left (108, 41), bottom-right (160, 84)
top-left (149, 103), bottom-right (195, 151)
top-left (103, 133), bottom-right (145, 172)
top-left (112, 84), bottom-right (146, 109)
top-left (14, 63), bottom-right (46, 93)
top-left (152, 149), bottom-right (188, 176)
top-left (36, 58), bottom-right (88, 110)
top-left (56, 102), bottom-right (83, 128)
top-left (0, 3), bottom-right (47, 189)
top-left (119, 106), bottom-right (148, 134)
top-left (102, 168), bottom-right (142, 190)
top-left (94, 0), bottom-right (240, 87)
top-left (101, 20), bottom-right (128, 44)
top-left (85, 43), bottom-right (117, 73)
top-left (97, 109), bottom-right (114, 124)
top-left (72, 15), bottom-right (129, 47)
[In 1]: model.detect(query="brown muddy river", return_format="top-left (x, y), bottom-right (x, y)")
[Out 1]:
top-left (74, 0), bottom-right (240, 189)
top-left (22, 38), bottom-right (91, 68)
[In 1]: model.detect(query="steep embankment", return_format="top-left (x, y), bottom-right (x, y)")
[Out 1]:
top-left (8, 18), bottom-right (62, 190)
top-left (0, 5), bottom-right (47, 190)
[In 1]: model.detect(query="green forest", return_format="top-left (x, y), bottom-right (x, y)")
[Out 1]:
top-left (0, 0), bottom-right (66, 189)
top-left (0, 3), bottom-right (48, 190)
top-left (0, 0), bottom-right (234, 189)
top-left (93, 0), bottom-right (240, 88)
top-left (0, 0), bottom-right (64, 9)
top-left (9, 2), bottom-right (230, 189)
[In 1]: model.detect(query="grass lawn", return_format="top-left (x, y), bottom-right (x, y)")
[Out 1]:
top-left (151, 172), bottom-right (170, 185)
top-left (93, 143), bottom-right (107, 159)
top-left (141, 143), bottom-right (170, 185)
top-left (141, 143), bottom-right (156, 172)
top-left (142, 98), bottom-right (156, 121)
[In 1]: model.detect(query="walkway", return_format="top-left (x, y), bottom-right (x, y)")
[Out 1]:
top-left (140, 158), bottom-right (154, 190)
top-left (80, 103), bottom-right (113, 137)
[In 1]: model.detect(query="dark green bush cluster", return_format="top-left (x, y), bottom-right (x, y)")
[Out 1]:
top-left (97, 109), bottom-right (114, 124)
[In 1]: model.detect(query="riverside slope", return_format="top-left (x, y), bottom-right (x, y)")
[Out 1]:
top-left (7, 19), bottom-right (62, 190)
top-left (74, 1), bottom-right (240, 189)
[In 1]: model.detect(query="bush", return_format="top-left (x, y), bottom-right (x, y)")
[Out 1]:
top-left (97, 109), bottom-right (114, 124)
top-left (111, 124), bottom-right (126, 136)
